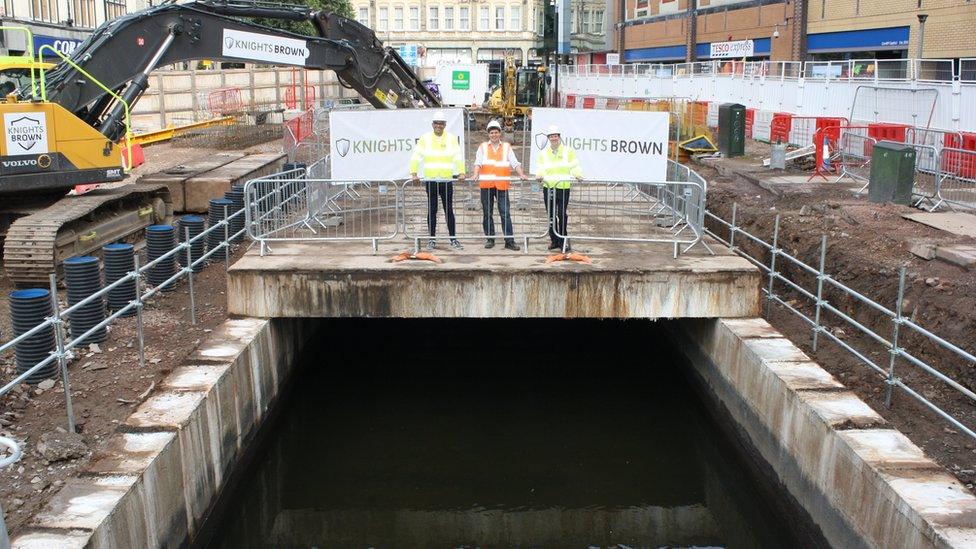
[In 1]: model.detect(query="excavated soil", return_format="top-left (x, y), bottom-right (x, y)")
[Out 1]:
top-left (0, 140), bottom-right (277, 534)
top-left (696, 141), bottom-right (976, 493)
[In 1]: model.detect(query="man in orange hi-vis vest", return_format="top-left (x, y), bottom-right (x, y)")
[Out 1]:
top-left (472, 120), bottom-right (527, 251)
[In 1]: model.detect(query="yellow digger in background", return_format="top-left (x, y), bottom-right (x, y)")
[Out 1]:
top-left (474, 56), bottom-right (547, 131)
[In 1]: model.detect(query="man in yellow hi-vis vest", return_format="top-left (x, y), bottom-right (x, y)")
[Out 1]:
top-left (536, 125), bottom-right (583, 251)
top-left (410, 111), bottom-right (466, 251)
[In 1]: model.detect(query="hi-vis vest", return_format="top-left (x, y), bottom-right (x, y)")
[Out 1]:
top-left (537, 145), bottom-right (582, 189)
top-left (409, 131), bottom-right (465, 180)
top-left (477, 141), bottom-right (513, 190)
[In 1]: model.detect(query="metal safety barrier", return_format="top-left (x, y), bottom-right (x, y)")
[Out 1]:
top-left (706, 205), bottom-right (976, 440)
top-left (246, 161), bottom-right (709, 257)
top-left (0, 195), bottom-right (250, 433)
top-left (549, 178), bottom-right (706, 257)
top-left (400, 178), bottom-right (549, 251)
top-left (0, 436), bottom-right (22, 545)
top-left (245, 174), bottom-right (400, 254)
top-left (835, 130), bottom-right (876, 190)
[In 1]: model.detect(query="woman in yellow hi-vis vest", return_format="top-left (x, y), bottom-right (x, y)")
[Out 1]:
top-left (409, 111), bottom-right (466, 251)
top-left (536, 125), bottom-right (583, 251)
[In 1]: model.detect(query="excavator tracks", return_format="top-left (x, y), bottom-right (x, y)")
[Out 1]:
top-left (3, 184), bottom-right (171, 287)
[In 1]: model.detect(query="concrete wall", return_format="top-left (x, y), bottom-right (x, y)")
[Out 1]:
top-left (671, 317), bottom-right (976, 548)
top-left (131, 67), bottom-right (361, 132)
top-left (11, 317), bottom-right (316, 548)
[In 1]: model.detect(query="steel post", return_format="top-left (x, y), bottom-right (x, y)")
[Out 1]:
top-left (812, 235), bottom-right (827, 352)
top-left (134, 255), bottom-right (146, 369)
top-left (185, 226), bottom-right (197, 325)
top-left (49, 274), bottom-right (75, 433)
top-left (885, 267), bottom-right (907, 408)
top-left (223, 204), bottom-right (230, 268)
top-left (766, 214), bottom-right (781, 318)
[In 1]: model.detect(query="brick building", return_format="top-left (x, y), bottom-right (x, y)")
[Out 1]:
top-left (611, 0), bottom-right (976, 63)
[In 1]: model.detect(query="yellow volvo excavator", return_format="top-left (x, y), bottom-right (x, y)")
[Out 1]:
top-left (481, 56), bottom-right (547, 131)
top-left (0, 0), bottom-right (439, 286)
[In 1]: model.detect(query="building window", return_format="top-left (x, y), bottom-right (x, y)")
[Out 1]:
top-left (409, 6), bottom-right (420, 29)
top-left (357, 6), bottom-right (369, 24)
top-left (104, 0), bottom-right (125, 20)
top-left (594, 9), bottom-right (604, 34)
top-left (31, 0), bottom-right (58, 22)
top-left (394, 6), bottom-right (403, 30)
top-left (495, 6), bottom-right (505, 30)
top-left (429, 6), bottom-right (439, 30)
top-left (459, 6), bottom-right (470, 30)
top-left (582, 10), bottom-right (590, 33)
top-left (509, 5), bottom-right (520, 31)
top-left (480, 6), bottom-right (490, 30)
top-left (378, 7), bottom-right (389, 31)
top-left (74, 0), bottom-right (95, 26)
top-left (536, 7), bottom-right (543, 34)
top-left (444, 6), bottom-right (454, 30)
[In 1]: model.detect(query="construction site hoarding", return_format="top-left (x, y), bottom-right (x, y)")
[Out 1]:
top-left (529, 108), bottom-right (670, 183)
top-left (434, 63), bottom-right (490, 107)
top-left (328, 109), bottom-right (466, 181)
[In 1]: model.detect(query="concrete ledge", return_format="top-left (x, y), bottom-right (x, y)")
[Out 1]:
top-left (13, 318), bottom-right (315, 548)
top-left (672, 317), bottom-right (976, 548)
top-left (228, 242), bottom-right (761, 319)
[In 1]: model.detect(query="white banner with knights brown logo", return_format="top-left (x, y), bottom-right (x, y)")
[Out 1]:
top-left (529, 108), bottom-right (670, 183)
top-left (329, 109), bottom-right (466, 181)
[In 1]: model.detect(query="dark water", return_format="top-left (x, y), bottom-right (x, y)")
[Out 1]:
top-left (204, 319), bottom-right (801, 548)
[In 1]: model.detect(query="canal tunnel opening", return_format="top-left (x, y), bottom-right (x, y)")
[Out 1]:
top-left (200, 318), bottom-right (818, 548)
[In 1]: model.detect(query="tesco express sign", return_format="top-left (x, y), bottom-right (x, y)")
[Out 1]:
top-left (709, 39), bottom-right (754, 59)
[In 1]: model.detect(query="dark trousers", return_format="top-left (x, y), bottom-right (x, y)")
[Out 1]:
top-left (543, 187), bottom-right (570, 247)
top-left (425, 180), bottom-right (456, 237)
top-left (480, 188), bottom-right (515, 243)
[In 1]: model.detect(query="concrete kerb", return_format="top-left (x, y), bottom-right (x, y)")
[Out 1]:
top-left (671, 317), bottom-right (976, 548)
top-left (11, 317), bottom-right (314, 548)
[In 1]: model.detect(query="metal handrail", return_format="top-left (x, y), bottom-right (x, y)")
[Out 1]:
top-left (0, 436), bottom-right (21, 546)
top-left (0, 204), bottom-right (247, 432)
top-left (705, 206), bottom-right (976, 440)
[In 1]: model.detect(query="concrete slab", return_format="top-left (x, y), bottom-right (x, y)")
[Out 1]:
top-left (228, 240), bottom-right (761, 319)
top-left (29, 475), bottom-right (137, 530)
top-left (903, 212), bottom-right (976, 237)
top-left (12, 529), bottom-right (91, 548)
top-left (766, 361), bottom-right (845, 391)
top-left (183, 153), bottom-right (285, 212)
top-left (935, 246), bottom-right (976, 269)
top-left (722, 317), bottom-right (783, 338)
top-left (802, 390), bottom-right (885, 429)
top-left (137, 153), bottom-right (244, 212)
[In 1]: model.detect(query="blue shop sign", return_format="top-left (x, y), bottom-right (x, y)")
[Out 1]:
top-left (32, 35), bottom-right (85, 57)
top-left (625, 39), bottom-right (770, 62)
top-left (808, 26), bottom-right (909, 53)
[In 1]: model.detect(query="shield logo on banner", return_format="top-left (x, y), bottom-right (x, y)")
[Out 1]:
top-left (335, 138), bottom-right (350, 157)
top-left (534, 133), bottom-right (547, 150)
top-left (223, 36), bottom-right (235, 50)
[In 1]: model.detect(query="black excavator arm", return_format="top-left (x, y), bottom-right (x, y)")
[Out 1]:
top-left (29, 0), bottom-right (440, 142)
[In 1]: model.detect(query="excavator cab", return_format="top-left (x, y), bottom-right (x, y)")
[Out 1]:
top-left (515, 67), bottom-right (546, 109)
top-left (0, 57), bottom-right (54, 97)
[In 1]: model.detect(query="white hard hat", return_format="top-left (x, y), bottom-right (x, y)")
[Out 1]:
top-left (432, 111), bottom-right (447, 122)
top-left (545, 125), bottom-right (560, 136)
top-left (486, 120), bottom-right (502, 131)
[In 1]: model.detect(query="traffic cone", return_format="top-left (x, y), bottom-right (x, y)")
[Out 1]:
top-left (821, 135), bottom-right (834, 173)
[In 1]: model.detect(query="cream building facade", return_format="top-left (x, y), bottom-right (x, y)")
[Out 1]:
top-left (352, 0), bottom-right (548, 66)
top-left (1, 0), bottom-right (150, 58)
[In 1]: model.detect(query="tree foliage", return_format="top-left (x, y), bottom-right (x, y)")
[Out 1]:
top-left (252, 0), bottom-right (355, 37)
